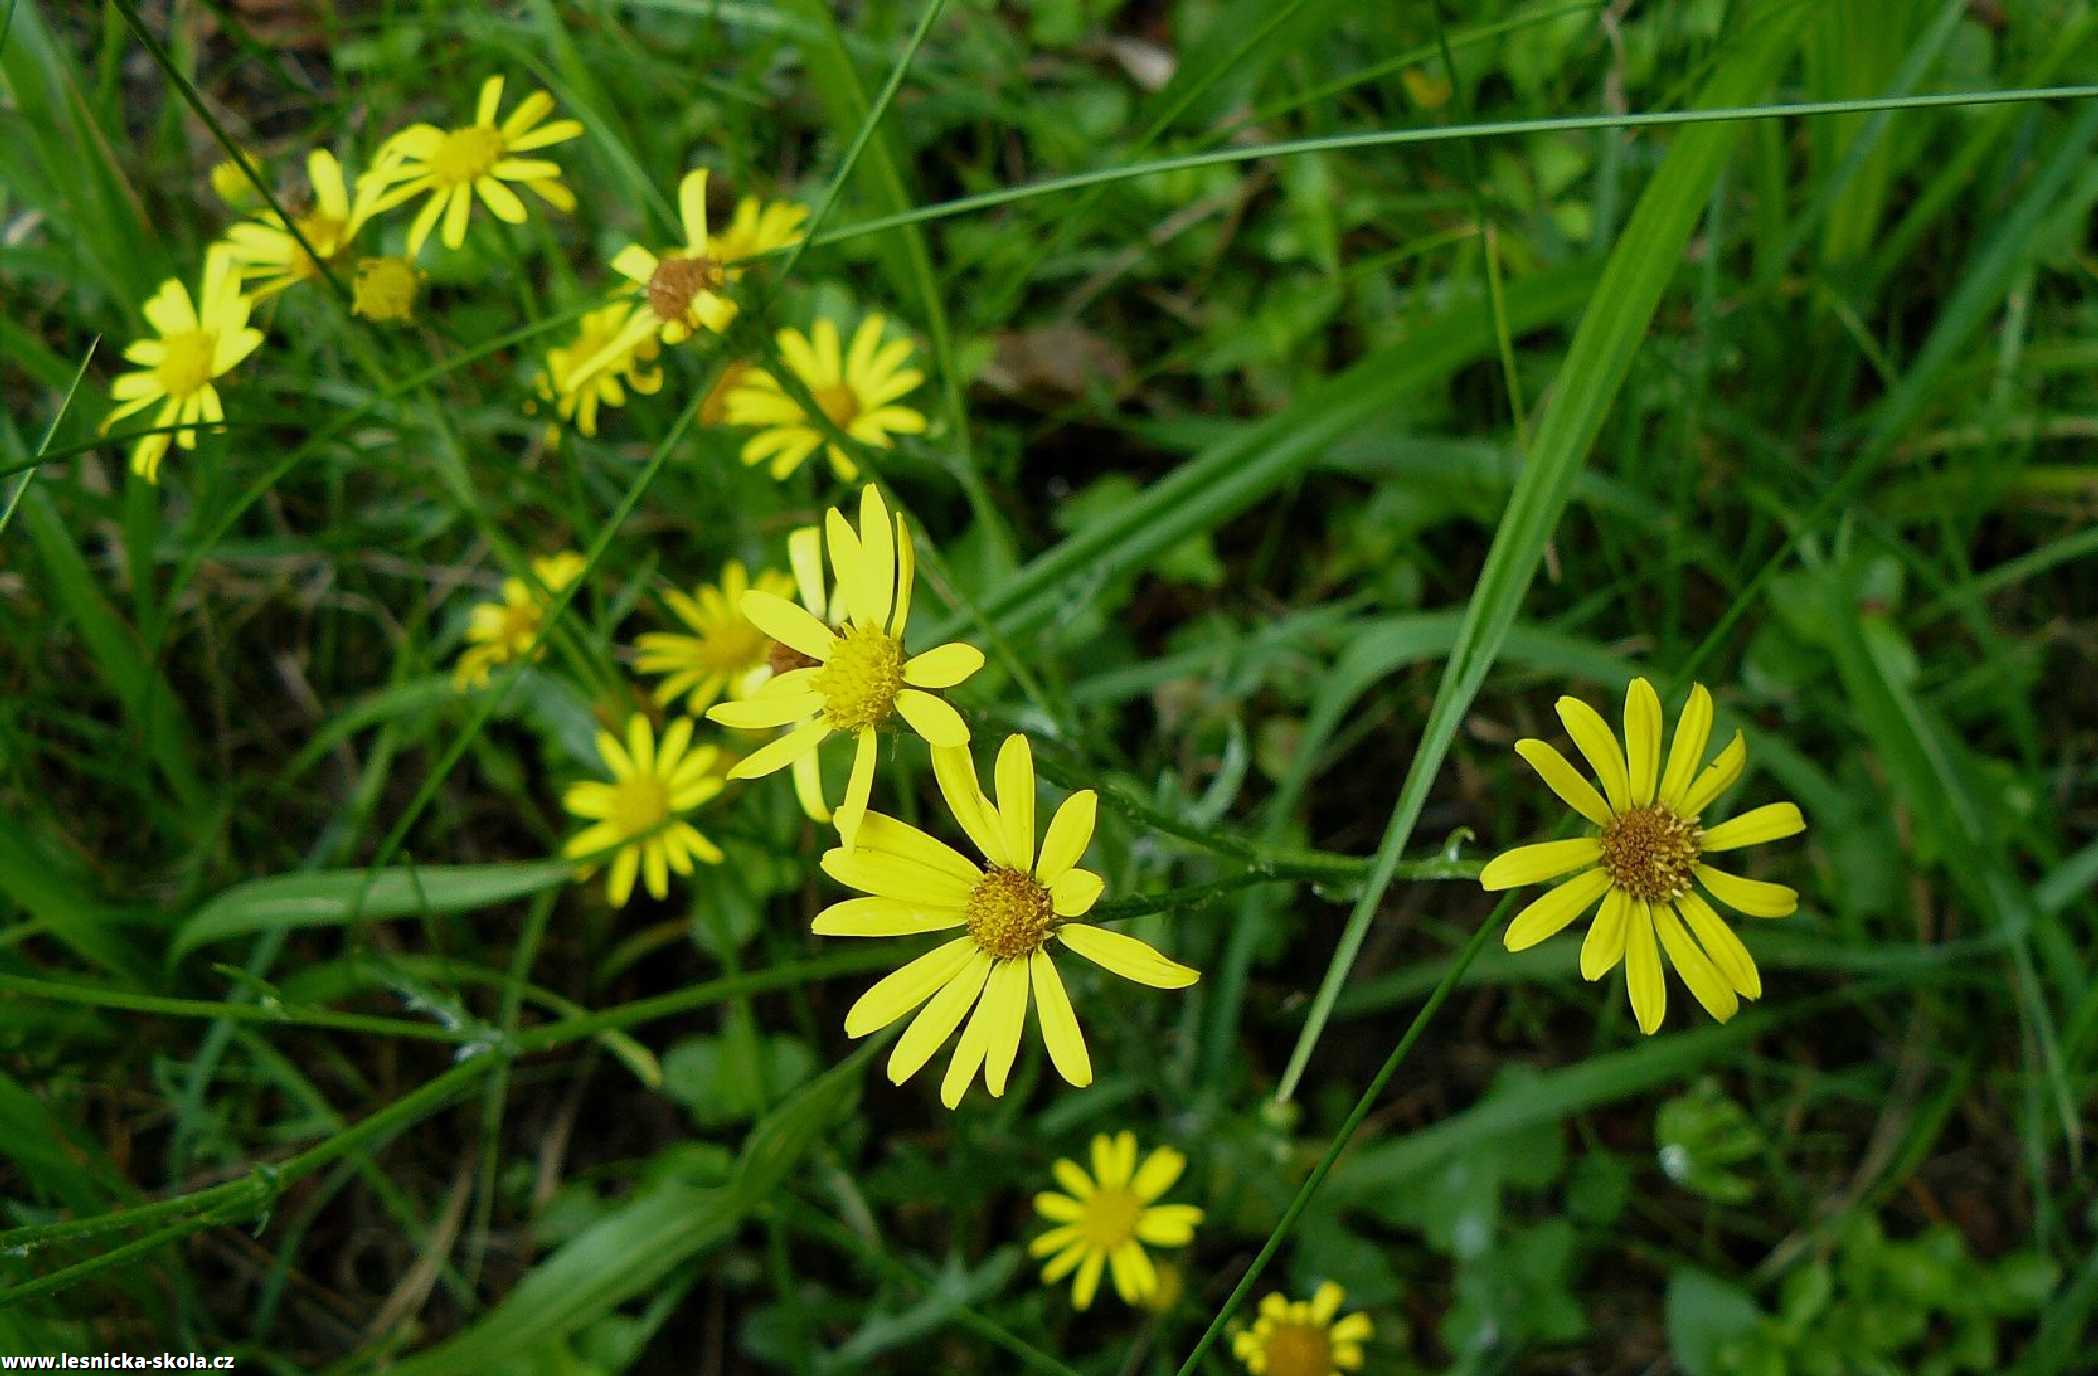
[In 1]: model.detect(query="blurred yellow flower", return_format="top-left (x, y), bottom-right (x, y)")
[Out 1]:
top-left (366, 75), bottom-right (581, 254)
top-left (727, 316), bottom-right (927, 482)
top-left (562, 714), bottom-right (724, 907)
top-left (1480, 678), bottom-right (1806, 1034)
top-left (712, 194), bottom-right (809, 269)
top-left (1231, 1283), bottom-right (1371, 1376)
top-left (351, 256), bottom-right (422, 323)
top-left (453, 551), bottom-right (587, 690)
top-left (705, 485), bottom-right (981, 847)
top-left (102, 246), bottom-right (263, 483)
top-left (533, 302), bottom-right (663, 439)
top-left (634, 559), bottom-right (797, 714)
top-left (815, 732), bottom-right (1199, 1108)
top-left (579, 169), bottom-right (735, 379)
top-left (1032, 1132), bottom-right (1203, 1310)
top-left (221, 150), bottom-right (387, 299)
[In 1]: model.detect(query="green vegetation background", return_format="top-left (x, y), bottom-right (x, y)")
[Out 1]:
top-left (0, 0), bottom-right (2094, 1370)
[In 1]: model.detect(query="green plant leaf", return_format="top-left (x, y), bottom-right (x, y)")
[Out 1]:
top-left (171, 862), bottom-right (573, 960)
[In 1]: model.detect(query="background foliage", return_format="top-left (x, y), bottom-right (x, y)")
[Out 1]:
top-left (2, 0), bottom-right (2096, 1370)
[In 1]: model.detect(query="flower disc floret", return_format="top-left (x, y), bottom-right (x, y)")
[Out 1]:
top-left (1599, 803), bottom-right (1700, 902)
top-left (966, 867), bottom-right (1054, 960)
top-left (814, 625), bottom-right (905, 731)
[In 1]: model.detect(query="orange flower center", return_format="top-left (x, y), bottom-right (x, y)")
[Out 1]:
top-left (1600, 804), bottom-right (1700, 902)
top-left (156, 330), bottom-right (217, 398)
top-left (965, 866), bottom-right (1053, 960)
top-left (814, 383), bottom-right (860, 430)
top-left (646, 253), bottom-right (724, 323)
top-left (1260, 1323), bottom-right (1334, 1376)
top-left (606, 773), bottom-right (671, 837)
top-left (813, 624), bottom-right (903, 731)
top-left (1076, 1186), bottom-right (1142, 1250)
top-left (431, 124), bottom-right (505, 186)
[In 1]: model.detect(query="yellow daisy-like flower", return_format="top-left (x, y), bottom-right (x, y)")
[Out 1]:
top-left (1479, 678), bottom-right (1807, 1034)
top-left (220, 150), bottom-right (388, 299)
top-left (1231, 1283), bottom-right (1372, 1376)
top-left (705, 485), bottom-right (983, 847)
top-left (452, 551), bottom-right (587, 690)
top-left (351, 256), bottom-right (422, 323)
top-left (634, 559), bottom-right (798, 715)
top-left (562, 714), bottom-right (725, 907)
top-left (366, 75), bottom-right (581, 254)
top-left (711, 194), bottom-right (809, 269)
top-left (726, 316), bottom-right (927, 482)
top-left (1031, 1132), bottom-right (1203, 1310)
top-left (817, 732), bottom-right (1200, 1108)
top-left (101, 246), bottom-right (264, 483)
top-left (533, 302), bottom-right (664, 440)
top-left (576, 169), bottom-right (736, 382)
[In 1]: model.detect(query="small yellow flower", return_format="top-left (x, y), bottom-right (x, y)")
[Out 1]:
top-left (220, 150), bottom-right (387, 299)
top-left (365, 75), bottom-right (581, 254)
top-left (711, 194), bottom-right (809, 268)
top-left (816, 732), bottom-right (1200, 1108)
top-left (634, 559), bottom-right (798, 715)
top-left (351, 256), bottom-right (422, 323)
top-left (562, 714), bottom-right (725, 907)
top-left (576, 169), bottom-right (736, 382)
top-left (533, 302), bottom-right (664, 439)
top-left (705, 485), bottom-right (982, 847)
top-left (1231, 1283), bottom-right (1372, 1376)
top-left (102, 246), bottom-right (264, 483)
top-left (453, 551), bottom-right (587, 690)
top-left (1479, 678), bottom-right (1807, 1034)
top-left (1032, 1132), bottom-right (1203, 1310)
top-left (727, 316), bottom-right (927, 482)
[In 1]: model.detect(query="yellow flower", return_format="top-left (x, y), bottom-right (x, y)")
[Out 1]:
top-left (101, 246), bottom-right (264, 483)
top-left (1479, 678), bottom-right (1806, 1034)
top-left (1231, 1283), bottom-right (1372, 1376)
top-left (815, 732), bottom-right (1200, 1108)
top-left (453, 551), bottom-right (587, 690)
top-left (351, 256), bottom-right (422, 323)
top-left (1031, 1132), bottom-right (1203, 1310)
top-left (711, 194), bottom-right (809, 268)
top-left (726, 316), bottom-right (927, 482)
top-left (705, 485), bottom-right (983, 847)
top-left (220, 150), bottom-right (387, 299)
top-left (533, 302), bottom-right (664, 439)
top-left (562, 714), bottom-right (725, 907)
top-left (634, 559), bottom-right (798, 715)
top-left (576, 169), bottom-right (735, 381)
top-left (366, 75), bottom-right (581, 254)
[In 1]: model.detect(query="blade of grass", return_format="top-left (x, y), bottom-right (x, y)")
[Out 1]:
top-left (1269, 7), bottom-right (1807, 1106)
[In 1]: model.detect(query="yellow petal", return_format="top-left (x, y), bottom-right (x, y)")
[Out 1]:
top-left (1056, 924), bottom-right (1198, 988)
top-left (1049, 869), bottom-right (1104, 917)
top-left (707, 691), bottom-right (822, 730)
top-left (676, 167), bottom-right (710, 249)
top-left (895, 688), bottom-right (969, 748)
top-left (903, 642), bottom-right (984, 689)
top-left (1680, 730), bottom-right (1746, 817)
top-left (822, 843), bottom-right (977, 909)
top-left (1624, 677), bottom-right (1662, 807)
top-left (1654, 902), bottom-right (1738, 1023)
top-left (1131, 1147), bottom-right (1186, 1201)
top-left (1070, 1250), bottom-right (1105, 1311)
top-left (1581, 888), bottom-right (1632, 980)
top-left (1624, 901), bottom-right (1665, 1034)
top-left (1502, 867), bottom-right (1611, 952)
top-left (857, 485), bottom-right (896, 631)
top-left (1657, 683), bottom-right (1713, 809)
top-left (1699, 801), bottom-right (1804, 853)
top-left (932, 743), bottom-right (1008, 868)
top-left (980, 958), bottom-right (1032, 1096)
top-left (1676, 890), bottom-right (1761, 998)
top-left (725, 717), bottom-right (830, 780)
top-left (939, 984), bottom-right (998, 1108)
top-left (741, 590), bottom-right (836, 662)
top-left (887, 952), bottom-right (991, 1084)
top-left (843, 936), bottom-right (976, 1037)
top-left (1695, 864), bottom-right (1797, 918)
top-left (788, 525), bottom-right (828, 621)
top-left (812, 896), bottom-right (965, 937)
top-left (994, 734), bottom-right (1036, 872)
top-left (855, 810), bottom-right (983, 887)
top-left (833, 727), bottom-right (879, 850)
top-left (1557, 695), bottom-right (1631, 814)
top-left (1030, 951), bottom-right (1092, 1088)
top-left (1513, 739), bottom-right (1611, 827)
top-left (1479, 837), bottom-right (1602, 891)
top-left (1134, 1204), bottom-right (1202, 1246)
top-left (1034, 790), bottom-right (1097, 884)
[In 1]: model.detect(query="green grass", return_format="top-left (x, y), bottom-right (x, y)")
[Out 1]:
top-left (1, 0), bottom-right (2095, 1370)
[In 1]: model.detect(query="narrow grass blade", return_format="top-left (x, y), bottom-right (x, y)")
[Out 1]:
top-left (170, 862), bottom-right (573, 961)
